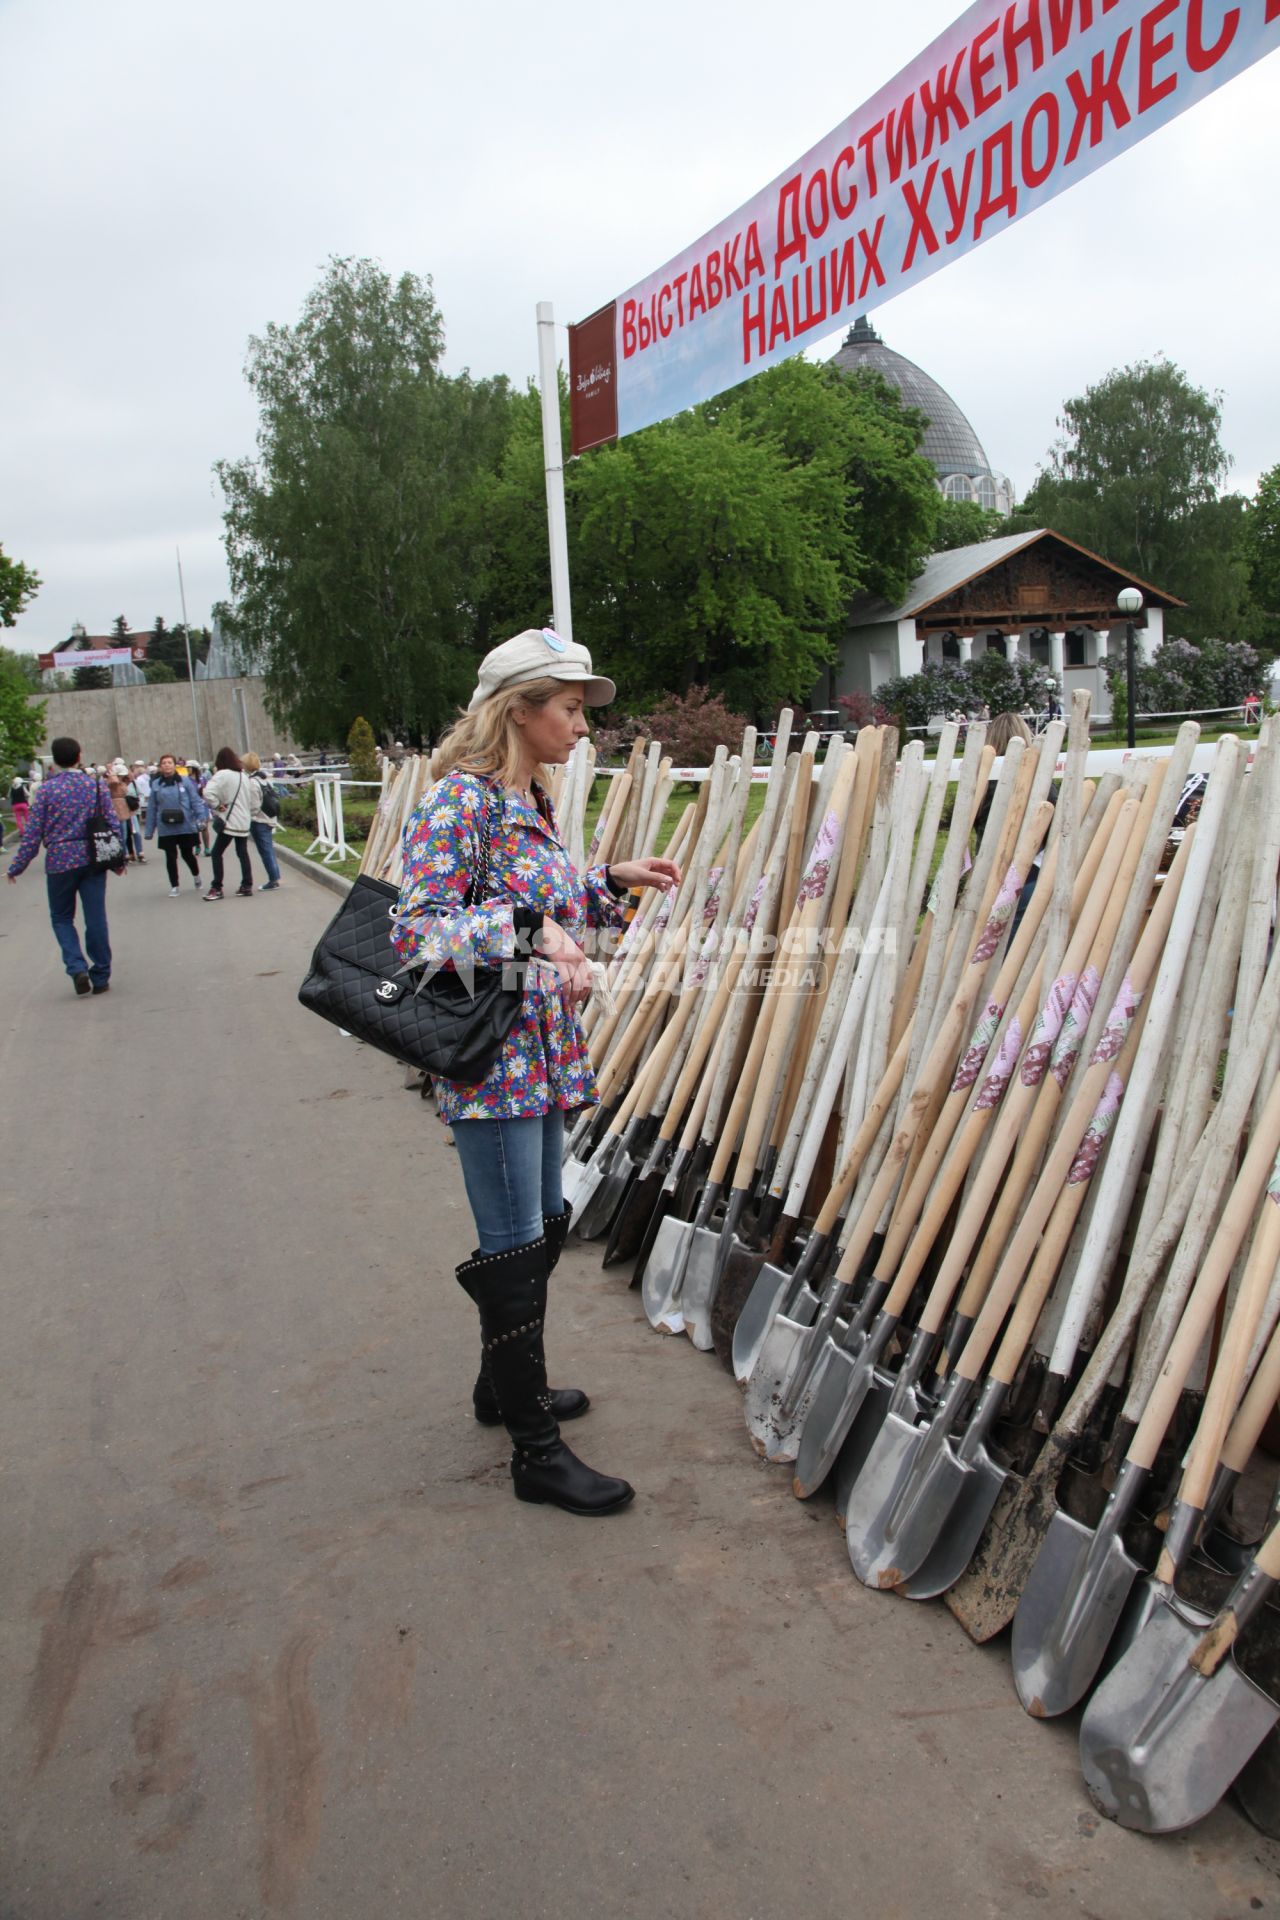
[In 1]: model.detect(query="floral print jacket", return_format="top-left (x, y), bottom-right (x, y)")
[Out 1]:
top-left (391, 771), bottom-right (625, 1122)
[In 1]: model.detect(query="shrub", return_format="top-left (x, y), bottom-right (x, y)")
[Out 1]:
top-left (638, 686), bottom-right (752, 765)
top-left (837, 690), bottom-right (892, 729)
top-left (1103, 634), bottom-right (1264, 717)
top-left (874, 657), bottom-right (1054, 731)
top-left (347, 714), bottom-right (378, 782)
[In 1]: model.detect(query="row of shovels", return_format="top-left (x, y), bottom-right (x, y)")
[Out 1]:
top-left (562, 695), bottom-right (1280, 1835)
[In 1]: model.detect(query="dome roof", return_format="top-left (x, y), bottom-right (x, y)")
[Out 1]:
top-left (829, 315), bottom-right (994, 479)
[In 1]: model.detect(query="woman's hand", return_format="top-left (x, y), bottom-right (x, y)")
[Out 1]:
top-left (607, 857), bottom-right (681, 894)
top-left (537, 919), bottom-right (594, 1007)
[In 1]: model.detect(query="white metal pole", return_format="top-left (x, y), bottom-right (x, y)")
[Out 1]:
top-left (536, 302), bottom-right (573, 641)
top-left (175, 547), bottom-right (204, 763)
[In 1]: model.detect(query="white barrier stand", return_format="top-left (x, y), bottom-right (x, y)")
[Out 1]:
top-left (305, 775), bottom-right (355, 865)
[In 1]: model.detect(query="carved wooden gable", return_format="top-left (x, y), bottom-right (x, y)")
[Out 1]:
top-left (917, 538), bottom-right (1144, 631)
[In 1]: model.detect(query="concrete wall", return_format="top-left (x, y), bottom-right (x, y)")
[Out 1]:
top-left (25, 678), bottom-right (301, 766)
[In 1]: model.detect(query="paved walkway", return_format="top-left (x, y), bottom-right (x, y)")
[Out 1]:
top-left (2, 854), bottom-right (1277, 1918)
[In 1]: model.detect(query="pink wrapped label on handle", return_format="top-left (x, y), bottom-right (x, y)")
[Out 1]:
top-left (975, 1014), bottom-right (1023, 1111)
top-left (1068, 1071), bottom-right (1126, 1185)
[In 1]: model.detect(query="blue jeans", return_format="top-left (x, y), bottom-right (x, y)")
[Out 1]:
top-left (46, 866), bottom-right (111, 984)
top-left (451, 1111), bottom-right (565, 1254)
top-left (249, 820), bottom-right (281, 883)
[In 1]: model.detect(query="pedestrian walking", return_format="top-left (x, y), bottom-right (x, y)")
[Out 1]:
top-left (5, 736), bottom-right (119, 995)
top-left (106, 758), bottom-right (144, 864)
top-left (8, 772), bottom-right (31, 839)
top-left (240, 752), bottom-right (282, 890)
top-left (145, 753), bottom-right (208, 893)
top-left (201, 748), bottom-right (255, 900)
top-left (392, 628), bottom-right (680, 1517)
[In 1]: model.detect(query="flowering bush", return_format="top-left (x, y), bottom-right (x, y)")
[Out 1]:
top-left (595, 686), bottom-right (751, 766)
top-left (837, 690), bottom-right (893, 729)
top-left (1102, 634), bottom-right (1263, 716)
top-left (872, 658), bottom-right (1053, 731)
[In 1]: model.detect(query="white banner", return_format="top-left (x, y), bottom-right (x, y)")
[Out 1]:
top-left (64, 647), bottom-right (136, 667)
top-left (570, 0), bottom-right (1279, 450)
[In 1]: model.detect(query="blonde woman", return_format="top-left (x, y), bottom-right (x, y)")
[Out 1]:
top-left (240, 752), bottom-right (282, 890)
top-left (392, 629), bottom-right (679, 1517)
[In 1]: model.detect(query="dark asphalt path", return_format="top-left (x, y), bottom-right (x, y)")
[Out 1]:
top-left (2, 852), bottom-right (1277, 1918)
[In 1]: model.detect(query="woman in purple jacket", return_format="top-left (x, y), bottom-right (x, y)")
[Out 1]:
top-left (394, 631), bottom-right (679, 1517)
top-left (6, 736), bottom-right (117, 994)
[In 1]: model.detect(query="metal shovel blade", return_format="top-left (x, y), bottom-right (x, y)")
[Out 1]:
top-left (763, 1334), bottom-right (848, 1464)
top-left (732, 1256), bottom-right (804, 1386)
top-left (844, 1405), bottom-right (972, 1591)
top-left (711, 1236), bottom-right (776, 1369)
top-left (743, 1310), bottom-right (823, 1457)
top-left (833, 1374), bottom-right (895, 1523)
top-left (603, 1148), bottom-right (671, 1268)
top-left (1012, 1510), bottom-right (1142, 1719)
top-left (680, 1222), bottom-right (725, 1351)
top-left (575, 1141), bottom-right (635, 1240)
top-left (565, 1139), bottom-right (613, 1228)
top-left (641, 1213), bottom-right (695, 1334)
top-left (1080, 1607), bottom-right (1280, 1832)
top-left (895, 1448), bottom-right (1006, 1601)
top-left (791, 1317), bottom-right (895, 1499)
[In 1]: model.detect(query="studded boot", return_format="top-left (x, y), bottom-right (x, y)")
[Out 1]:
top-left (543, 1206), bottom-right (573, 1275)
top-left (456, 1239), bottom-right (633, 1517)
top-left (471, 1213), bottom-right (589, 1425)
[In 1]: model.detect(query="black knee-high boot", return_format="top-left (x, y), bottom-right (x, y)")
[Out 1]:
top-left (456, 1239), bottom-right (633, 1516)
top-left (543, 1206), bottom-right (573, 1274)
top-left (471, 1207), bottom-right (588, 1424)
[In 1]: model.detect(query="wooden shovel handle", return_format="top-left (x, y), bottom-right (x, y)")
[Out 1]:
top-left (654, 942), bottom-right (746, 1145)
top-left (1192, 1517), bottom-right (1280, 1677)
top-left (1174, 1158), bottom-right (1280, 1514)
top-left (1129, 1079), bottom-right (1280, 1473)
top-left (1221, 1283), bottom-right (1280, 1475)
top-left (810, 1020), bottom-right (914, 1236)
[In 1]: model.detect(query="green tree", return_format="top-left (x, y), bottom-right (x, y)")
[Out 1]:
top-left (217, 256), bottom-right (513, 745)
top-left (143, 661), bottom-right (177, 684)
top-left (346, 715), bottom-right (378, 781)
top-left (475, 359), bottom-right (939, 719)
top-left (0, 645), bottom-right (46, 768)
top-left (1244, 463), bottom-right (1280, 654)
top-left (71, 628), bottom-right (112, 692)
top-left (931, 499), bottom-right (1006, 552)
top-left (1010, 357), bottom-right (1251, 640)
top-left (0, 545), bottom-right (41, 627)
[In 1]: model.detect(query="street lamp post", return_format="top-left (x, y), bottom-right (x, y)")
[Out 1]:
top-left (1116, 586), bottom-right (1144, 749)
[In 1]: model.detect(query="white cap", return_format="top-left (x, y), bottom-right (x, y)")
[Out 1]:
top-left (468, 628), bottom-right (615, 714)
top-left (111, 758), bottom-right (130, 775)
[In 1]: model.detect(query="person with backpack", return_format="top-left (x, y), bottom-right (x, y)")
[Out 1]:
top-left (240, 752), bottom-right (282, 891)
top-left (5, 736), bottom-right (120, 994)
top-left (201, 747), bottom-right (255, 900)
top-left (8, 773), bottom-right (31, 839)
top-left (144, 752), bottom-right (207, 893)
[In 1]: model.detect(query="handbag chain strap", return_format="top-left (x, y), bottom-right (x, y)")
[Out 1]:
top-left (464, 782), bottom-right (497, 909)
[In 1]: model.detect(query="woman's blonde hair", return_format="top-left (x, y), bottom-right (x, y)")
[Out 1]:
top-left (986, 710), bottom-right (1033, 757)
top-left (432, 677), bottom-right (580, 788)
top-left (240, 751), bottom-right (261, 774)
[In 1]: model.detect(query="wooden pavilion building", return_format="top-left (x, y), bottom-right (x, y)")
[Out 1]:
top-left (836, 528), bottom-right (1185, 716)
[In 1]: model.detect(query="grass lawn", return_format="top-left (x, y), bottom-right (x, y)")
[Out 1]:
top-left (275, 824), bottom-right (363, 880)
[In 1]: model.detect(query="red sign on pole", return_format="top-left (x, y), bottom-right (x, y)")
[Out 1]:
top-left (568, 302), bottom-right (619, 456)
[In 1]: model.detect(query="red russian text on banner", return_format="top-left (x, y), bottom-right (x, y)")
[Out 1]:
top-left (569, 0), bottom-right (1279, 450)
top-left (568, 302), bottom-right (619, 455)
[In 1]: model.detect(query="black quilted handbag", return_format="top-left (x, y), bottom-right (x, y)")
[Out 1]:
top-left (297, 785), bottom-right (525, 1081)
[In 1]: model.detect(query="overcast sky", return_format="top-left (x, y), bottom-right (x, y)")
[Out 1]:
top-left (4, 0), bottom-right (1277, 657)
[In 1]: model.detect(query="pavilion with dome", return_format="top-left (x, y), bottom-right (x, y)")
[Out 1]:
top-left (823, 320), bottom-right (1182, 715)
top-left (830, 315), bottom-right (1016, 517)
